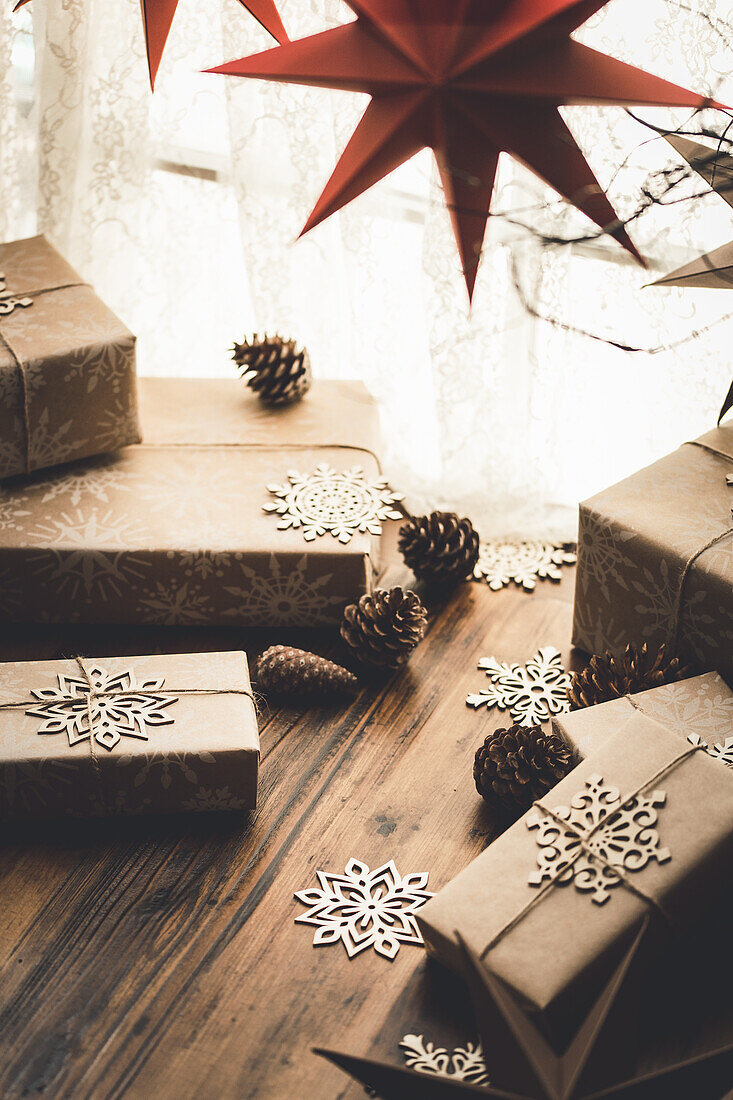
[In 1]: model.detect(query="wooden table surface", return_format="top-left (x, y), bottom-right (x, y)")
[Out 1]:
top-left (0, 524), bottom-right (731, 1099)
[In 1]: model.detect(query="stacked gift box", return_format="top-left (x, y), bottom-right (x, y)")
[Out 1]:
top-left (0, 234), bottom-right (395, 820)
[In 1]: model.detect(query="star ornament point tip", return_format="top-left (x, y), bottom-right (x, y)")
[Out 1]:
top-left (207, 0), bottom-right (725, 300)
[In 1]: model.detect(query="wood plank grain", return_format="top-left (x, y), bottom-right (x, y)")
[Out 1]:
top-left (3, 532), bottom-right (726, 1100)
top-left (0, 562), bottom-right (577, 1099)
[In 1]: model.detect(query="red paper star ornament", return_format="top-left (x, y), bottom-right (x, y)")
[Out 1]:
top-left (12, 0), bottom-right (289, 90)
top-left (209, 0), bottom-right (723, 300)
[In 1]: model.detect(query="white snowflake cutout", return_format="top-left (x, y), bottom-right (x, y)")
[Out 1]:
top-left (294, 857), bottom-right (432, 960)
top-left (0, 272), bottom-right (32, 316)
top-left (27, 665), bottom-right (178, 751)
top-left (473, 539), bottom-right (576, 591)
top-left (526, 774), bottom-right (671, 905)
top-left (466, 646), bottom-right (571, 724)
top-left (263, 463), bottom-right (403, 543)
top-left (687, 733), bottom-right (733, 768)
top-left (400, 1034), bottom-right (489, 1085)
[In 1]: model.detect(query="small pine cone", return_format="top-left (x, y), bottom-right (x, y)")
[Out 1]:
top-left (474, 724), bottom-right (574, 817)
top-left (341, 587), bottom-right (427, 670)
top-left (232, 334), bottom-right (311, 406)
top-left (398, 511), bottom-right (479, 585)
top-left (569, 643), bottom-right (689, 710)
top-left (255, 646), bottom-right (357, 698)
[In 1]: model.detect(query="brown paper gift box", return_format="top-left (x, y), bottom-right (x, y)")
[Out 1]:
top-left (571, 425), bottom-right (733, 680)
top-left (553, 672), bottom-right (733, 760)
top-left (417, 712), bottom-right (733, 1045)
top-left (0, 235), bottom-right (140, 479)
top-left (0, 650), bottom-right (259, 819)
top-left (0, 377), bottom-right (383, 626)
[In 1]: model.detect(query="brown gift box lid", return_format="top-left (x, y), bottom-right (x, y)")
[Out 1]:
top-left (0, 235), bottom-right (140, 479)
top-left (0, 650), bottom-right (259, 819)
top-left (553, 672), bottom-right (733, 761)
top-left (0, 378), bottom-right (384, 626)
top-left (417, 710), bottom-right (733, 1045)
top-left (572, 424), bottom-right (733, 679)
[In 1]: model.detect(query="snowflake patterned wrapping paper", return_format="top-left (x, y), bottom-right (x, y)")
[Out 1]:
top-left (552, 671), bottom-right (733, 762)
top-left (0, 378), bottom-right (382, 626)
top-left (572, 424), bottom-right (733, 681)
top-left (0, 236), bottom-right (140, 480)
top-left (417, 710), bottom-right (733, 1048)
top-left (0, 650), bottom-right (259, 819)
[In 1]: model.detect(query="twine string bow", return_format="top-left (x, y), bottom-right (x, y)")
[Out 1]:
top-left (480, 741), bottom-right (705, 963)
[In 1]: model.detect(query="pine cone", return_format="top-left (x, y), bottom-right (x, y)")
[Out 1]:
top-left (232, 334), bottom-right (311, 406)
top-left (340, 587), bottom-right (427, 670)
top-left (398, 511), bottom-right (479, 585)
top-left (474, 724), bottom-right (574, 817)
top-left (569, 643), bottom-right (689, 710)
top-left (255, 646), bottom-right (358, 698)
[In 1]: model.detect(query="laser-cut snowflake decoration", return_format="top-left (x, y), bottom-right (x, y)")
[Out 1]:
top-left (473, 539), bottom-right (577, 591)
top-left (399, 1035), bottom-right (490, 1086)
top-left (688, 732), bottom-right (733, 768)
top-left (294, 857), bottom-right (432, 960)
top-left (526, 774), bottom-right (671, 905)
top-left (0, 273), bottom-right (32, 316)
top-left (466, 646), bottom-right (571, 725)
top-left (26, 665), bottom-right (178, 751)
top-left (263, 463), bottom-right (403, 544)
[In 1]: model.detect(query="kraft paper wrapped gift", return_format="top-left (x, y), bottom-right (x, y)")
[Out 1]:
top-left (417, 711), bottom-right (733, 1045)
top-left (0, 235), bottom-right (140, 479)
top-left (572, 424), bottom-right (733, 681)
top-left (0, 650), bottom-right (259, 819)
top-left (0, 377), bottom-right (387, 626)
top-left (553, 671), bottom-right (733, 761)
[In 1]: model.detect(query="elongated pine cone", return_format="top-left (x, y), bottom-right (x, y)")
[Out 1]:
top-left (474, 724), bottom-right (574, 817)
top-left (398, 511), bottom-right (479, 585)
top-left (569, 643), bottom-right (689, 710)
top-left (232, 334), bottom-right (311, 406)
top-left (341, 587), bottom-right (427, 670)
top-left (255, 646), bottom-right (358, 697)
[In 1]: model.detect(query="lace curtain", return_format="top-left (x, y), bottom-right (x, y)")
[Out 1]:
top-left (1, 0), bottom-right (731, 537)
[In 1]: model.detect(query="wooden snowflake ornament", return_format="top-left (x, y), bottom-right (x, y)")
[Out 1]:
top-left (474, 540), bottom-right (576, 591)
top-left (688, 733), bottom-right (733, 769)
top-left (294, 858), bottom-right (432, 960)
top-left (0, 273), bottom-right (32, 317)
top-left (264, 463), bottom-right (403, 543)
top-left (26, 665), bottom-right (178, 751)
top-left (399, 1035), bottom-right (489, 1086)
top-left (466, 646), bottom-right (571, 725)
top-left (208, 1), bottom-right (723, 299)
top-left (527, 774), bottom-right (671, 905)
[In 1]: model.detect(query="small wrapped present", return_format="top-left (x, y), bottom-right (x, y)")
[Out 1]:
top-left (0, 235), bottom-right (140, 479)
top-left (0, 377), bottom-right (392, 626)
top-left (0, 650), bottom-right (259, 819)
top-left (418, 709), bottom-right (733, 1045)
top-left (554, 671), bottom-right (733, 762)
top-left (572, 424), bottom-right (733, 680)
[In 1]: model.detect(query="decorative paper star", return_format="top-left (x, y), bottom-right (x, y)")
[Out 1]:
top-left (652, 135), bottom-right (733, 289)
top-left (315, 923), bottom-right (733, 1098)
top-left (13, 0), bottom-right (288, 90)
top-left (209, 1), bottom-right (720, 299)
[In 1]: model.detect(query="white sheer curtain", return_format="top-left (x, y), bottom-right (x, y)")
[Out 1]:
top-left (1, 0), bottom-right (731, 538)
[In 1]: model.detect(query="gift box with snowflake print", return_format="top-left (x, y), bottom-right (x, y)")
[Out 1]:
top-left (572, 423), bottom-right (733, 681)
top-left (0, 378), bottom-right (387, 626)
top-left (553, 671), bottom-right (733, 764)
top-left (418, 711), bottom-right (733, 1048)
top-left (0, 236), bottom-right (140, 480)
top-left (0, 650), bottom-right (259, 819)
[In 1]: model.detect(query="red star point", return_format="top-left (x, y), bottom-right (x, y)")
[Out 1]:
top-left (208, 0), bottom-right (724, 300)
